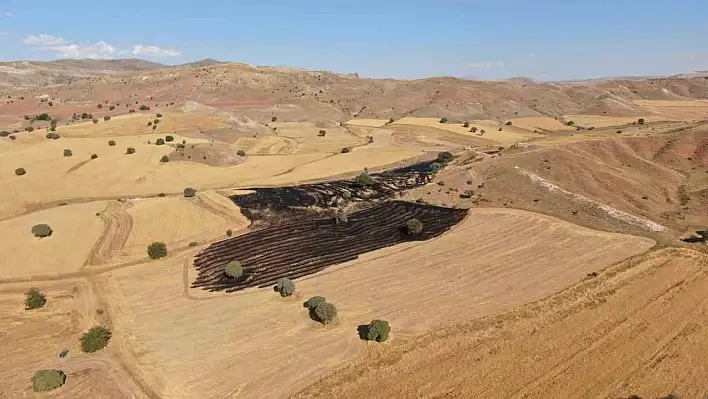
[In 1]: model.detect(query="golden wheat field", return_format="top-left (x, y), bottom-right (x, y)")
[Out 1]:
top-left (391, 116), bottom-right (543, 145)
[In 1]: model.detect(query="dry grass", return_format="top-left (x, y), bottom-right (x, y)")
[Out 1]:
top-left (509, 116), bottom-right (576, 131)
top-left (0, 202), bottom-right (108, 279)
top-left (58, 112), bottom-right (228, 138)
top-left (343, 119), bottom-right (389, 128)
top-left (99, 209), bottom-right (652, 398)
top-left (298, 248), bottom-right (708, 399)
top-left (391, 117), bottom-right (543, 145)
top-left (562, 114), bottom-right (663, 128)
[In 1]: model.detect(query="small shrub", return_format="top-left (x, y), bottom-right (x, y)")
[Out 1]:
top-left (184, 187), bottom-right (197, 197)
top-left (126, 147), bottom-right (136, 154)
top-left (156, 138), bottom-right (165, 146)
top-left (463, 122), bottom-right (469, 128)
top-left (63, 149), bottom-right (72, 157)
top-left (147, 121), bottom-right (153, 127)
top-left (428, 162), bottom-right (443, 174)
top-left (637, 118), bottom-right (645, 125)
top-left (470, 127), bottom-right (478, 133)
top-left (15, 167), bottom-right (26, 176)
top-left (365, 319), bottom-right (390, 342)
top-left (109, 105), bottom-right (115, 111)
top-left (225, 261), bottom-right (243, 278)
top-left (31, 369), bottom-right (66, 392)
top-left (0, 130), bottom-right (8, 137)
top-left (158, 193), bottom-right (166, 197)
top-left (31, 224), bottom-right (53, 237)
top-left (189, 241), bottom-right (199, 247)
top-left (93, 118), bottom-right (98, 124)
top-left (318, 129), bottom-right (327, 136)
top-left (46, 132), bottom-right (60, 139)
top-left (97, 103), bottom-right (103, 109)
top-left (104, 115), bottom-right (111, 121)
top-left (439, 117), bottom-right (448, 123)
top-left (25, 126), bottom-right (35, 132)
top-left (237, 150), bottom-right (246, 156)
top-left (108, 140), bottom-right (116, 146)
top-left (304, 296), bottom-right (327, 310)
top-left (226, 229), bottom-right (233, 237)
top-left (9, 135), bottom-right (16, 140)
top-left (355, 173), bottom-right (374, 186)
top-left (50, 119), bottom-right (58, 131)
top-left (139, 105), bottom-right (150, 111)
top-left (25, 288), bottom-right (47, 310)
top-left (144, 241), bottom-right (168, 259)
top-left (566, 121), bottom-right (575, 126)
top-left (436, 151), bottom-right (453, 164)
top-left (341, 147), bottom-right (351, 153)
top-left (275, 278), bottom-right (295, 297)
top-left (160, 155), bottom-right (169, 163)
top-left (165, 135), bottom-right (174, 142)
top-left (35, 113), bottom-right (51, 121)
top-left (156, 113), bottom-right (163, 118)
top-left (153, 119), bottom-right (160, 125)
top-left (616, 130), bottom-right (622, 134)
top-left (91, 153), bottom-right (98, 160)
top-left (313, 302), bottom-right (337, 324)
top-left (271, 116), bottom-right (278, 122)
top-left (505, 121), bottom-right (512, 126)
top-left (406, 219), bottom-right (424, 235)
top-left (80, 326), bottom-right (111, 353)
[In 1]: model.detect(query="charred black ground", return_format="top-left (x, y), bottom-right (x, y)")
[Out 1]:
top-left (230, 161), bottom-right (435, 225)
top-left (192, 201), bottom-right (468, 293)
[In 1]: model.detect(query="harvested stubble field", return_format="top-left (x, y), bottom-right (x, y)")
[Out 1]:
top-left (99, 208), bottom-right (652, 399)
top-left (391, 116), bottom-right (544, 145)
top-left (192, 201), bottom-right (468, 292)
top-left (298, 248), bottom-right (708, 399)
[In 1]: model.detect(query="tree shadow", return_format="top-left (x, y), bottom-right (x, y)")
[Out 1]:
top-left (357, 324), bottom-right (369, 340)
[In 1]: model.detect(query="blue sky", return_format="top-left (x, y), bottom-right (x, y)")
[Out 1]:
top-left (0, 0), bottom-right (706, 80)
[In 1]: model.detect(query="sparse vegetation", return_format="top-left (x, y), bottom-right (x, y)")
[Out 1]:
top-left (184, 187), bottom-right (197, 197)
top-left (35, 113), bottom-right (51, 121)
top-left (156, 113), bottom-right (163, 118)
top-left (80, 326), bottom-right (112, 353)
top-left (275, 278), bottom-right (295, 297)
top-left (15, 167), bottom-right (26, 176)
top-left (470, 126), bottom-right (478, 133)
top-left (46, 132), bottom-right (60, 139)
top-left (271, 116), bottom-right (278, 122)
top-left (406, 218), bottom-right (424, 235)
top-left (25, 288), bottom-right (47, 310)
top-left (31, 369), bottom-right (66, 392)
top-left (225, 261), bottom-right (243, 279)
top-left (97, 103), bottom-right (103, 109)
top-left (92, 118), bottom-right (99, 124)
top-left (31, 224), bottom-right (53, 237)
top-left (109, 105), bottom-right (115, 111)
top-left (147, 242), bottom-right (168, 259)
top-left (364, 319), bottom-right (390, 342)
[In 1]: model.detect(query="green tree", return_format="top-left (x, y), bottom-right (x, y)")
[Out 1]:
top-left (365, 319), bottom-right (390, 342)
top-left (463, 122), bottom-right (469, 128)
top-left (147, 242), bottom-right (167, 259)
top-left (439, 117), bottom-right (448, 123)
top-left (108, 140), bottom-right (116, 146)
top-left (165, 135), bottom-right (174, 142)
top-left (303, 296), bottom-right (327, 310)
top-left (156, 138), bottom-right (165, 145)
top-left (225, 261), bottom-right (243, 279)
top-left (126, 147), bottom-right (136, 154)
top-left (355, 173), bottom-right (374, 186)
top-left (25, 288), bottom-right (47, 310)
top-left (436, 151), bottom-right (453, 164)
top-left (184, 187), bottom-right (197, 197)
top-left (406, 219), bottom-right (424, 235)
top-left (638, 118), bottom-right (645, 125)
top-left (313, 302), bottom-right (337, 324)
top-left (63, 149), bottom-right (73, 157)
top-left (31, 224), bottom-right (53, 237)
top-left (139, 105), bottom-right (150, 111)
top-left (15, 167), bottom-right (26, 176)
top-left (80, 326), bottom-right (112, 353)
top-left (31, 370), bottom-right (66, 392)
top-left (275, 278), bottom-right (295, 297)
top-left (104, 115), bottom-right (111, 121)
top-left (91, 154), bottom-right (98, 159)
top-left (160, 155), bottom-right (169, 163)
top-left (50, 119), bottom-right (58, 131)
top-left (109, 105), bottom-right (115, 111)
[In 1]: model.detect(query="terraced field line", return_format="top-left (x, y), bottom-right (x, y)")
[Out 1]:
top-left (85, 201), bottom-right (134, 266)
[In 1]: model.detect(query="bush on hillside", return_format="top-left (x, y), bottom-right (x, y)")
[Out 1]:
top-left (637, 118), bottom-right (645, 125)
top-left (275, 278), bottom-right (295, 297)
top-left (463, 122), bottom-right (469, 128)
top-left (160, 155), bottom-right (169, 163)
top-left (365, 319), bottom-right (390, 342)
top-left (155, 138), bottom-right (165, 146)
top-left (237, 150), bottom-right (246, 156)
top-left (470, 127), bottom-right (478, 133)
top-left (46, 132), bottom-right (60, 139)
top-left (355, 172), bottom-right (374, 186)
top-left (97, 104), bottom-right (103, 109)
top-left (0, 130), bottom-right (9, 137)
top-left (224, 261), bottom-right (243, 279)
top-left (147, 121), bottom-right (153, 127)
top-left (226, 229), bottom-right (233, 237)
top-left (165, 135), bottom-right (174, 142)
top-left (15, 167), bottom-right (26, 176)
top-left (341, 147), bottom-right (351, 153)
top-left (126, 147), bottom-right (136, 154)
top-left (428, 162), bottom-right (443, 174)
top-left (147, 242), bottom-right (167, 259)
top-left (109, 105), bottom-right (115, 111)
top-left (31, 369), bottom-right (66, 392)
top-left (439, 117), bottom-right (448, 123)
top-left (63, 149), bottom-right (72, 157)
top-left (436, 151), bottom-right (453, 164)
top-left (303, 296), bottom-right (327, 310)
top-left (313, 302), bottom-right (337, 324)
top-left (406, 219), bottom-right (424, 235)
top-left (91, 154), bottom-right (98, 159)
top-left (505, 121), bottom-right (512, 126)
top-left (318, 129), bottom-right (326, 137)
top-left (104, 116), bottom-right (111, 121)
top-left (25, 288), bottom-right (47, 310)
top-left (35, 113), bottom-right (51, 121)
top-left (271, 116), bottom-right (278, 122)
top-left (80, 326), bottom-right (112, 353)
top-left (25, 126), bottom-right (35, 132)
top-left (50, 119), bottom-right (58, 131)
top-left (156, 113), bottom-right (163, 118)
top-left (31, 224), bottom-right (53, 237)
top-left (108, 140), bottom-right (116, 146)
top-left (183, 187), bottom-right (196, 197)
top-left (92, 118), bottom-right (98, 124)
top-left (139, 105), bottom-right (150, 111)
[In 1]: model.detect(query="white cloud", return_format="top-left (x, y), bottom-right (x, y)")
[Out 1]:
top-left (132, 44), bottom-right (181, 57)
top-left (23, 34), bottom-right (180, 59)
top-left (463, 61), bottom-right (504, 69)
top-left (1, 12), bottom-right (13, 17)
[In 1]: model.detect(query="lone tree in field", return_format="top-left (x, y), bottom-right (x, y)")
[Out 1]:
top-left (155, 138), bottom-right (165, 145)
top-left (126, 147), bottom-right (136, 154)
top-left (275, 278), bottom-right (295, 297)
top-left (165, 135), bottom-right (174, 142)
top-left (25, 288), bottom-right (47, 310)
top-left (365, 319), bottom-right (390, 342)
top-left (183, 187), bottom-right (196, 197)
top-left (303, 296), bottom-right (327, 310)
top-left (31, 224), bottom-right (53, 238)
top-left (406, 219), bottom-right (424, 235)
top-left (91, 153), bottom-right (98, 159)
top-left (31, 369), bottom-right (66, 392)
top-left (160, 155), bottom-right (169, 163)
top-left (470, 127), bottom-right (478, 133)
top-left (225, 261), bottom-right (243, 279)
top-left (313, 302), bottom-right (337, 325)
top-left (63, 149), bottom-right (73, 157)
top-left (15, 168), bottom-right (26, 176)
top-left (108, 140), bottom-right (116, 146)
top-left (80, 326), bottom-right (112, 353)
top-left (436, 151), bottom-right (453, 164)
top-left (355, 172), bottom-right (374, 187)
top-left (439, 117), bottom-right (448, 123)
top-left (463, 122), bottom-right (470, 128)
top-left (147, 242), bottom-right (167, 259)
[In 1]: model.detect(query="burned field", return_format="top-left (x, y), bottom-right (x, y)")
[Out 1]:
top-left (192, 201), bottom-right (468, 292)
top-left (231, 161), bottom-right (435, 224)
